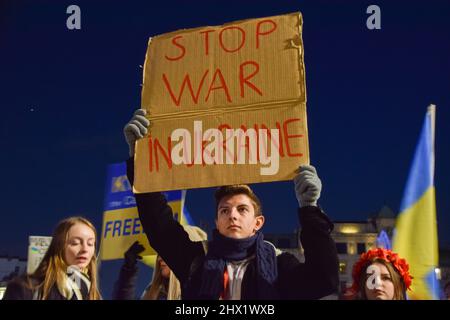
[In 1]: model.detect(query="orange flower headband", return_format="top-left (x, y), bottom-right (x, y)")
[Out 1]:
top-left (351, 248), bottom-right (412, 292)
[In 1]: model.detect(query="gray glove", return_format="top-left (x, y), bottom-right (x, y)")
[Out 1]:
top-left (293, 165), bottom-right (322, 207)
top-left (123, 109), bottom-right (150, 157)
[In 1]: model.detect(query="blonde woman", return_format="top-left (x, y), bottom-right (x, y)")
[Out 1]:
top-left (4, 217), bottom-right (101, 300)
top-left (113, 225), bottom-right (207, 300)
top-left (141, 255), bottom-right (178, 300)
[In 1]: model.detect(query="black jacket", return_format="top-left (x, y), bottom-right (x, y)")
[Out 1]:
top-left (127, 158), bottom-right (339, 300)
top-left (112, 262), bottom-right (169, 300)
top-left (112, 262), bottom-right (139, 300)
top-left (3, 275), bottom-right (89, 300)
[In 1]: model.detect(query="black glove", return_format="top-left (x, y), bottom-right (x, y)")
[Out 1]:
top-left (124, 241), bottom-right (145, 267)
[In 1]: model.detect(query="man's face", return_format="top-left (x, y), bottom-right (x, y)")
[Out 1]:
top-left (215, 194), bottom-right (264, 239)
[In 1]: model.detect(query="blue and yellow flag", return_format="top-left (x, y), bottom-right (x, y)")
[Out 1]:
top-left (392, 105), bottom-right (439, 300)
top-left (100, 162), bottom-right (186, 263)
top-left (376, 230), bottom-right (392, 250)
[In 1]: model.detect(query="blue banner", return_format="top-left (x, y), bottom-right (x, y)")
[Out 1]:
top-left (103, 162), bottom-right (182, 211)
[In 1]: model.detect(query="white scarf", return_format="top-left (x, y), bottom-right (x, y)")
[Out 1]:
top-left (59, 266), bottom-right (91, 300)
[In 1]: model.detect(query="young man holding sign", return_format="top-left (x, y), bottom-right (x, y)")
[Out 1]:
top-left (124, 110), bottom-right (338, 299)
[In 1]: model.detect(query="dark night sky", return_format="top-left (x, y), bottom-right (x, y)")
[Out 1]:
top-left (1, 0), bottom-right (449, 298)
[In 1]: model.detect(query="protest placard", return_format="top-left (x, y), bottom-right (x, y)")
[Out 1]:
top-left (134, 12), bottom-right (309, 192)
top-left (27, 236), bottom-right (52, 274)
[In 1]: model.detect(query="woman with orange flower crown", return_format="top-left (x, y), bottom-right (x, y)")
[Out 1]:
top-left (349, 248), bottom-right (413, 300)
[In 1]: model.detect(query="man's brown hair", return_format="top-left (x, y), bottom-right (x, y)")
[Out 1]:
top-left (214, 185), bottom-right (262, 217)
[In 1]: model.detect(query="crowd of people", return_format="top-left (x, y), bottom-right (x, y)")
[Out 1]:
top-left (3, 109), bottom-right (445, 301)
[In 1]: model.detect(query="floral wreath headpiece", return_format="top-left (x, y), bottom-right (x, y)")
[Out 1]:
top-left (351, 248), bottom-right (412, 292)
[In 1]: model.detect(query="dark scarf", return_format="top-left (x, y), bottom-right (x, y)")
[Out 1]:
top-left (198, 229), bottom-right (278, 299)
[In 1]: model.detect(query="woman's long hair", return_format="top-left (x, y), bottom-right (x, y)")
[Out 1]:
top-left (143, 256), bottom-right (181, 300)
top-left (29, 217), bottom-right (101, 300)
top-left (142, 225), bottom-right (208, 300)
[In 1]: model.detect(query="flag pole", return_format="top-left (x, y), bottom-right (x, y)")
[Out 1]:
top-left (428, 104), bottom-right (436, 181)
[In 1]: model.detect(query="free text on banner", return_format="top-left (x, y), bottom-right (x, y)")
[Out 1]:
top-left (134, 12), bottom-right (309, 193)
top-left (100, 162), bottom-right (185, 260)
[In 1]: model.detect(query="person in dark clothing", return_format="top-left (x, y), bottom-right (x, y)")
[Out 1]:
top-left (4, 217), bottom-right (101, 300)
top-left (112, 240), bottom-right (146, 300)
top-left (444, 281), bottom-right (450, 300)
top-left (123, 109), bottom-right (339, 300)
top-left (112, 240), bottom-right (172, 300)
top-left (113, 226), bottom-right (208, 300)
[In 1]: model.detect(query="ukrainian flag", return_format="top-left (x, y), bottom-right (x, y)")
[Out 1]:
top-left (393, 105), bottom-right (439, 300)
top-left (180, 206), bottom-right (195, 226)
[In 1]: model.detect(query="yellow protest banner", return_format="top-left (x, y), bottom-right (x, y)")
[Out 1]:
top-left (99, 162), bottom-right (185, 261)
top-left (134, 12), bottom-right (309, 193)
top-left (100, 201), bottom-right (182, 260)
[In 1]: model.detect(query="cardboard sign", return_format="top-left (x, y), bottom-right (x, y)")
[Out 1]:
top-left (100, 162), bottom-right (186, 261)
top-left (27, 236), bottom-right (52, 274)
top-left (135, 12), bottom-right (309, 193)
